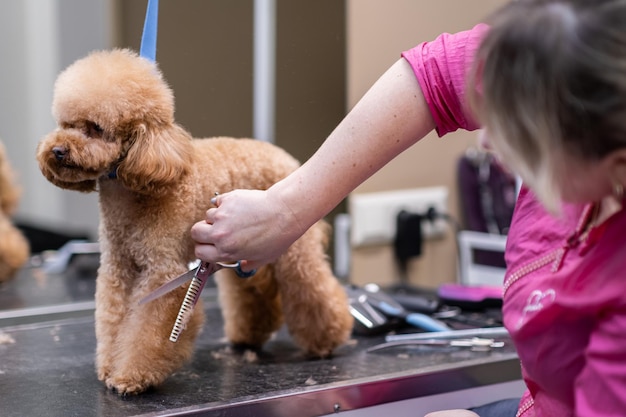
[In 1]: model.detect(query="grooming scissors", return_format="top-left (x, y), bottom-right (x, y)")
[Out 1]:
top-left (139, 260), bottom-right (255, 342)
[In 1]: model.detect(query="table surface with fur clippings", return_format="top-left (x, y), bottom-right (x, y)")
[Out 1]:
top-left (0, 265), bottom-right (521, 417)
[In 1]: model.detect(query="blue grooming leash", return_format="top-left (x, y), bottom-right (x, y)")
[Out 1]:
top-left (140, 0), bottom-right (159, 61)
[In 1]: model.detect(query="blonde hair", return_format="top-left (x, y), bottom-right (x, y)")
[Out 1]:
top-left (469, 0), bottom-right (626, 212)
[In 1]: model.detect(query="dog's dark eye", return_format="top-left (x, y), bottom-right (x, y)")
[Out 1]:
top-left (84, 121), bottom-right (104, 139)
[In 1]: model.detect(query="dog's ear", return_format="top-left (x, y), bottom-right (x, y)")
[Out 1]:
top-left (116, 123), bottom-right (194, 196)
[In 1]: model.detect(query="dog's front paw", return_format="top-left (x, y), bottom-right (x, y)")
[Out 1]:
top-left (97, 366), bottom-right (112, 383)
top-left (96, 354), bottom-right (115, 383)
top-left (105, 371), bottom-right (164, 395)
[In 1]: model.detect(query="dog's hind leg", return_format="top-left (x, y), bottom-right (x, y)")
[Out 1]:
top-left (216, 267), bottom-right (283, 349)
top-left (273, 222), bottom-right (354, 357)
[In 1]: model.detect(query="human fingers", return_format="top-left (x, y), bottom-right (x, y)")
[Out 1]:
top-left (209, 189), bottom-right (236, 208)
top-left (191, 220), bottom-right (214, 259)
top-left (196, 188), bottom-right (297, 267)
top-left (191, 222), bottom-right (263, 269)
top-left (193, 242), bottom-right (220, 263)
top-left (190, 220), bottom-right (234, 263)
top-left (192, 206), bottom-right (246, 263)
top-left (203, 206), bottom-right (218, 226)
top-left (190, 219), bottom-right (213, 245)
top-left (237, 259), bottom-right (266, 273)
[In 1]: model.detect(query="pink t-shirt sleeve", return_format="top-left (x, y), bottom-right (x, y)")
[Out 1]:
top-left (401, 24), bottom-right (488, 137)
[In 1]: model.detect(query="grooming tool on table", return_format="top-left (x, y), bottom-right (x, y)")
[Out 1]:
top-left (345, 284), bottom-right (451, 333)
top-left (367, 337), bottom-right (505, 353)
top-left (362, 283), bottom-right (451, 332)
top-left (139, 260), bottom-right (256, 342)
top-left (385, 326), bottom-right (509, 342)
top-left (388, 292), bottom-right (441, 315)
top-left (41, 240), bottom-right (100, 274)
top-left (345, 285), bottom-right (396, 335)
top-left (437, 283), bottom-right (503, 310)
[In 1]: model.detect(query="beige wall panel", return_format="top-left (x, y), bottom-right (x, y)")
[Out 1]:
top-left (346, 1), bottom-right (507, 288)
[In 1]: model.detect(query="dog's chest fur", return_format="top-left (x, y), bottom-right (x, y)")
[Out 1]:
top-left (95, 137), bottom-right (299, 266)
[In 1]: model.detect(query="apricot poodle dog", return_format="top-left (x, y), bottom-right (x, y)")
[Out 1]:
top-left (36, 49), bottom-right (353, 395)
top-left (0, 140), bottom-right (30, 283)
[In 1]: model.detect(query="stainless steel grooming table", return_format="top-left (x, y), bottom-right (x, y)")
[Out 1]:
top-left (0, 264), bottom-right (521, 417)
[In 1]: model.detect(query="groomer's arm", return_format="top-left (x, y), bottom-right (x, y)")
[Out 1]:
top-left (193, 58), bottom-right (436, 269)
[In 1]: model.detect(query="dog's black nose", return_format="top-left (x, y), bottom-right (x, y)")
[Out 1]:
top-left (52, 146), bottom-right (67, 161)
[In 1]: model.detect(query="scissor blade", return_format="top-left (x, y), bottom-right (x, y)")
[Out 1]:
top-left (139, 267), bottom-right (198, 305)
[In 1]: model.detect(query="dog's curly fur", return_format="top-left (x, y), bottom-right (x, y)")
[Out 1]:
top-left (0, 141), bottom-right (30, 283)
top-left (36, 49), bottom-right (353, 395)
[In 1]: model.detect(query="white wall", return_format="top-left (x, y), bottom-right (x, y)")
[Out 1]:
top-left (0, 0), bottom-right (115, 238)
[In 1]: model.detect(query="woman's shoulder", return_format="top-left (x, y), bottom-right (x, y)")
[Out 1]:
top-left (401, 24), bottom-right (488, 136)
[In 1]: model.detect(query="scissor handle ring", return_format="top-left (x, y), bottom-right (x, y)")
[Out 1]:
top-left (235, 261), bottom-right (256, 278)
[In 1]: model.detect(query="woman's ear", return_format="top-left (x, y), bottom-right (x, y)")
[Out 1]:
top-left (605, 148), bottom-right (626, 195)
top-left (117, 123), bottom-right (194, 196)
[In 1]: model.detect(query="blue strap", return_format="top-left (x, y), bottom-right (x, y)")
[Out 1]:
top-left (140, 0), bottom-right (159, 61)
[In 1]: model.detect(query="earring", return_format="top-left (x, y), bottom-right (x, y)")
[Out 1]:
top-left (613, 182), bottom-right (624, 201)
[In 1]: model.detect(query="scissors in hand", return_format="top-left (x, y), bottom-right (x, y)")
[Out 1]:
top-left (139, 260), bottom-right (256, 342)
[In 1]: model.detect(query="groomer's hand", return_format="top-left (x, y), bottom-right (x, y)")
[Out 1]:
top-left (191, 187), bottom-right (306, 271)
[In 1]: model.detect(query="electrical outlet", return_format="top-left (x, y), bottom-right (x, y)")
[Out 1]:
top-left (348, 186), bottom-right (449, 247)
